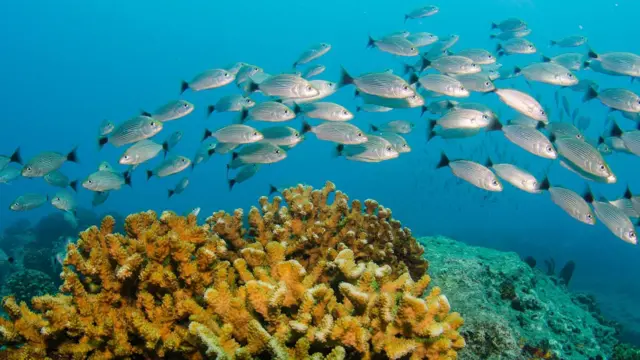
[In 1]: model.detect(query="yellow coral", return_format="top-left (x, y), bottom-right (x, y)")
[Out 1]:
top-left (0, 182), bottom-right (463, 359)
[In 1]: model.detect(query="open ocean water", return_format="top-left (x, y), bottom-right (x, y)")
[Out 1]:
top-left (1, 0), bottom-right (639, 352)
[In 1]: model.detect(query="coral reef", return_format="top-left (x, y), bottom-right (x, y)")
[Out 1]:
top-left (613, 343), bottom-right (640, 360)
top-left (0, 269), bottom-right (56, 305)
top-left (421, 236), bottom-right (617, 360)
top-left (0, 182), bottom-right (463, 359)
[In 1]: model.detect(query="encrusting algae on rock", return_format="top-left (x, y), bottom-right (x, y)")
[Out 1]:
top-left (0, 181), bottom-right (464, 359)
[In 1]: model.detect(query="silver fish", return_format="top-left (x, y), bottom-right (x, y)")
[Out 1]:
top-left (554, 137), bottom-right (615, 183)
top-left (207, 95), bottom-right (255, 116)
top-left (162, 131), bottom-right (183, 157)
top-left (367, 35), bottom-right (418, 57)
top-left (502, 125), bottom-right (557, 159)
top-left (437, 109), bottom-right (492, 130)
top-left (0, 147), bottom-right (21, 170)
top-left (181, 69), bottom-right (235, 93)
top-left (491, 18), bottom-right (527, 32)
top-left (423, 56), bottom-right (480, 75)
top-left (609, 198), bottom-right (639, 219)
top-left (211, 142), bottom-right (239, 155)
top-left (436, 153), bottom-right (503, 192)
top-left (492, 163), bottom-right (540, 194)
top-left (144, 100), bottom-right (194, 122)
top-left (489, 28), bottom-right (531, 40)
top-left (542, 53), bottom-right (583, 71)
top-left (416, 74), bottom-right (469, 97)
top-left (339, 68), bottom-right (415, 99)
top-left (407, 32), bottom-right (438, 48)
top-left (51, 190), bottom-right (76, 212)
top-left (493, 88), bottom-right (548, 122)
top-left (260, 126), bottom-right (304, 147)
top-left (98, 161), bottom-right (115, 172)
top-left (147, 156), bottom-right (191, 179)
top-left (456, 49), bottom-right (496, 65)
top-left (515, 63), bottom-right (578, 86)
top-left (508, 114), bottom-right (539, 128)
top-left (376, 132), bottom-right (411, 153)
top-left (358, 91), bottom-right (424, 108)
top-left (202, 124), bottom-right (263, 144)
top-left (168, 177), bottom-right (189, 198)
top-left (543, 122), bottom-right (584, 141)
top-left (337, 135), bottom-right (399, 162)
top-left (236, 65), bottom-right (263, 85)
top-left (303, 64), bottom-right (326, 79)
top-left (83, 170), bottom-right (131, 192)
top-left (120, 140), bottom-right (163, 167)
top-left (22, 148), bottom-right (78, 177)
top-left (591, 198), bottom-right (637, 244)
top-left (0, 167), bottom-right (21, 184)
top-left (302, 121), bottom-right (368, 144)
top-left (230, 143), bottom-right (287, 166)
top-left (293, 43), bottom-right (331, 67)
top-left (10, 193), bottom-right (48, 211)
top-left (228, 164), bottom-right (261, 190)
top-left (497, 38), bottom-right (536, 56)
top-left (583, 88), bottom-right (640, 113)
top-left (299, 102), bottom-right (353, 121)
top-left (404, 5), bottom-right (439, 22)
top-left (281, 80), bottom-right (338, 104)
top-left (551, 35), bottom-right (588, 48)
top-left (422, 100), bottom-right (457, 115)
top-left (587, 51), bottom-right (640, 78)
top-left (248, 74), bottom-right (319, 99)
top-left (370, 120), bottom-right (414, 134)
top-left (99, 120), bottom-right (115, 136)
top-left (226, 62), bottom-right (248, 76)
top-left (92, 191), bottom-right (109, 207)
top-left (44, 170), bottom-right (78, 191)
top-left (240, 101), bottom-right (298, 123)
top-left (100, 115), bottom-right (163, 148)
top-left (540, 183), bottom-right (596, 225)
top-left (356, 104), bottom-right (393, 113)
top-left (453, 73), bottom-right (495, 93)
top-left (584, 59), bottom-right (622, 77)
top-left (187, 207), bottom-right (201, 217)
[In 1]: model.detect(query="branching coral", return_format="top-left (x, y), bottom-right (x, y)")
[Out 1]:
top-left (0, 181), bottom-right (463, 359)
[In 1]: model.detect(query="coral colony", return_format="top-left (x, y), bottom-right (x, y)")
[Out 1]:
top-left (0, 182), bottom-right (464, 359)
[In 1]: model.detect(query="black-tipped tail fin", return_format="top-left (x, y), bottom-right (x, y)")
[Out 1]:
top-left (587, 49), bottom-right (598, 59)
top-left (513, 66), bottom-right (522, 75)
top-left (239, 109), bottom-right (250, 123)
top-left (146, 170), bottom-right (153, 181)
top-left (338, 67), bottom-right (355, 88)
top-left (268, 184), bottom-right (279, 196)
top-left (436, 152), bottom-right (450, 169)
top-left (9, 147), bottom-right (22, 165)
top-left (582, 87), bottom-right (598, 103)
top-left (206, 105), bottom-right (215, 118)
top-left (124, 171), bottom-right (132, 187)
top-left (366, 35), bottom-right (376, 49)
top-left (180, 80), bottom-right (189, 94)
top-left (623, 185), bottom-right (634, 200)
top-left (66, 147), bottom-right (79, 163)
top-left (541, 55), bottom-right (552, 62)
top-left (488, 120), bottom-right (503, 132)
top-left (228, 179), bottom-right (236, 191)
top-left (408, 72), bottom-right (420, 86)
top-left (69, 180), bottom-right (78, 192)
top-left (419, 58), bottom-right (431, 72)
top-left (582, 186), bottom-right (595, 204)
top-left (301, 121), bottom-right (313, 134)
top-left (98, 137), bottom-right (108, 150)
top-left (550, 40), bottom-right (557, 46)
top-left (370, 124), bottom-right (379, 132)
top-left (202, 129), bottom-right (213, 142)
top-left (538, 176), bottom-right (551, 191)
top-left (420, 105), bottom-right (428, 117)
top-left (168, 189), bottom-right (175, 198)
top-left (141, 110), bottom-right (152, 117)
top-left (608, 121), bottom-right (624, 138)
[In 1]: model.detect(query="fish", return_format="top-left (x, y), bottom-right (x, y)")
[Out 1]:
top-left (622, 110), bottom-right (640, 122)
top-left (421, 100), bottom-right (457, 116)
top-left (404, 5), bottom-right (439, 22)
top-left (9, 193), bottom-right (48, 211)
top-left (0, 167), bottom-right (21, 184)
top-left (99, 115), bottom-right (163, 148)
top-left (260, 126), bottom-right (304, 147)
top-left (191, 142), bottom-right (218, 170)
top-left (187, 207), bottom-right (201, 217)
top-left (430, 34), bottom-right (459, 53)
top-left (240, 101), bottom-right (299, 123)
top-left (162, 131), bottom-right (183, 158)
top-left (228, 164), bottom-right (261, 191)
top-left (226, 62), bottom-right (248, 76)
top-left (508, 114), bottom-right (539, 128)
top-left (541, 122), bottom-right (584, 141)
top-left (407, 32), bottom-right (438, 48)
top-left (83, 170), bottom-right (131, 192)
top-left (421, 56), bottom-right (480, 75)
top-left (491, 163), bottom-right (540, 194)
top-left (120, 140), bottom-right (163, 167)
top-left (453, 73), bottom-right (495, 93)
top-left (606, 121), bottom-right (640, 156)
top-left (436, 109), bottom-right (492, 131)
top-left (501, 125), bottom-right (557, 159)
top-left (583, 88), bottom-right (640, 113)
top-left (542, 53), bottom-right (584, 71)
top-left (554, 137), bottom-right (615, 183)
top-left (367, 35), bottom-right (418, 57)
top-left (336, 135), bottom-right (399, 162)
top-left (181, 69), bottom-right (235, 93)
top-left (375, 132), bottom-right (411, 153)
top-left (168, 177), bottom-right (189, 198)
top-left (491, 18), bottom-right (527, 32)
top-left (51, 190), bottom-right (76, 213)
top-left (44, 170), bottom-right (78, 191)
top-left (142, 100), bottom-right (194, 122)
top-left (513, 63), bottom-right (578, 86)
top-left (229, 143), bottom-right (287, 167)
top-left (370, 120), bottom-right (415, 134)
top-left (356, 104), bottom-right (393, 113)
top-left (550, 35), bottom-right (588, 48)
top-left (210, 142), bottom-right (239, 155)
top-left (583, 189), bottom-right (637, 244)
top-left (147, 156), bottom-right (191, 179)
top-left (492, 88), bottom-right (548, 122)
top-left (583, 59), bottom-right (623, 77)
top-left (99, 120), bottom-right (115, 136)
top-left (489, 28), bottom-right (531, 40)
top-left (298, 102), bottom-right (353, 121)
top-left (92, 191), bottom-right (109, 207)
top-left (537, 178), bottom-right (595, 225)
top-left (455, 49), bottom-right (496, 65)
top-left (202, 124), bottom-right (263, 144)
top-left (339, 68), bottom-right (415, 99)
top-left (207, 95), bottom-right (256, 117)
top-left (451, 102), bottom-right (499, 123)
top-left (436, 153), bottom-right (503, 192)
top-left (302, 121), bottom-right (368, 144)
top-left (587, 50), bottom-right (640, 78)
top-left (247, 74), bottom-right (319, 99)
top-left (293, 43), bottom-right (331, 67)
top-left (0, 147), bottom-right (22, 170)
top-left (414, 74), bottom-right (469, 97)
top-left (236, 64), bottom-right (263, 85)
top-left (496, 39), bottom-right (536, 56)
top-left (98, 161), bottom-right (115, 172)
top-left (357, 91), bottom-right (424, 108)
top-left (281, 80), bottom-right (337, 104)
top-left (303, 64), bottom-right (326, 79)
top-left (22, 148), bottom-right (79, 177)
top-left (609, 198), bottom-right (640, 219)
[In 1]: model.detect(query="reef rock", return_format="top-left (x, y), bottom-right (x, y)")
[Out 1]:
top-left (421, 236), bottom-right (618, 360)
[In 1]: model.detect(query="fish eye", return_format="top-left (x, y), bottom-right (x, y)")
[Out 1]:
top-left (224, 72), bottom-right (229, 77)
top-left (482, 115), bottom-right (488, 120)
top-left (284, 110), bottom-right (290, 115)
top-left (181, 158), bottom-right (186, 163)
top-left (151, 121), bottom-right (157, 126)
top-left (567, 73), bottom-right (574, 78)
top-left (245, 99), bottom-right (252, 103)
top-left (306, 85), bottom-right (313, 91)
top-left (183, 103), bottom-right (189, 108)
top-left (599, 164), bottom-right (605, 171)
top-left (342, 110), bottom-right (348, 115)
top-left (410, 47), bottom-right (416, 51)
top-left (386, 146), bottom-right (392, 151)
top-left (357, 132), bottom-right (363, 137)
top-left (471, 64), bottom-right (477, 68)
top-left (484, 82), bottom-right (491, 86)
top-left (294, 132), bottom-right (300, 137)
top-left (402, 85), bottom-right (409, 90)
top-left (492, 180), bottom-right (499, 186)
top-left (88, 180), bottom-right (93, 184)
top-left (124, 155), bottom-right (130, 160)
top-left (576, 134), bottom-right (583, 140)
top-left (540, 110), bottom-right (546, 115)
top-left (629, 231), bottom-right (636, 239)
top-left (253, 132), bottom-right (258, 136)
top-left (546, 145), bottom-right (553, 152)
top-left (26, 167), bottom-right (32, 171)
top-left (528, 45), bottom-right (533, 49)
top-left (275, 149), bottom-right (281, 154)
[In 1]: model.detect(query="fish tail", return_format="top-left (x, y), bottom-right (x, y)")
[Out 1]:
top-left (268, 184), bottom-right (278, 195)
top-left (246, 80), bottom-right (259, 93)
top-left (402, 63), bottom-right (416, 75)
top-left (69, 180), bottom-right (78, 192)
top-left (608, 120), bottom-right (624, 138)
top-left (145, 170), bottom-right (153, 181)
top-left (162, 141), bottom-right (169, 153)
top-left (356, 106), bottom-right (362, 112)
top-left (582, 86), bottom-right (598, 103)
top-left (228, 179), bottom-right (237, 191)
top-left (354, 89), bottom-right (360, 98)
top-left (206, 105), bottom-right (215, 118)
top-left (140, 110), bottom-right (152, 117)
top-left (487, 119), bottom-right (503, 132)
top-left (239, 108), bottom-right (250, 123)
top-left (293, 61), bottom-right (298, 68)
top-left (497, 51), bottom-right (505, 58)
top-left (549, 40), bottom-right (557, 46)
top-left (489, 34), bottom-right (496, 40)
top-left (582, 60), bottom-right (591, 70)
top-left (208, 147), bottom-right (216, 156)
top-left (67, 147), bottom-right (79, 163)
top-left (404, 14), bottom-right (409, 23)
top-left (202, 128), bottom-right (213, 142)
top-left (435, 152), bottom-right (450, 169)
top-left (426, 119), bottom-right (437, 142)
top-left (538, 176), bottom-right (551, 191)
top-left (541, 54), bottom-right (551, 62)
top-left (581, 186), bottom-right (595, 204)
top-left (98, 136), bottom-right (108, 150)
top-left (333, 144), bottom-right (345, 157)
top-left (9, 147), bottom-right (22, 165)
top-left (370, 124), bottom-right (379, 132)
top-left (168, 189), bottom-right (174, 198)
top-left (180, 80), bottom-right (189, 94)
top-left (408, 72), bottom-right (420, 86)
top-left (231, 152), bottom-right (239, 161)
top-left (485, 157), bottom-right (494, 168)
top-left (490, 22), bottom-right (498, 30)
top-left (419, 58), bottom-right (431, 72)
top-left (338, 66), bottom-right (355, 88)
top-left (535, 121), bottom-right (546, 130)
top-left (623, 185), bottom-right (634, 200)
top-left (587, 48), bottom-right (598, 59)
top-left (124, 171), bottom-right (133, 187)
top-left (366, 35), bottom-right (376, 49)
top-left (301, 121), bottom-right (313, 134)
top-left (513, 66), bottom-right (522, 75)
top-left (420, 105), bottom-right (428, 117)
top-left (292, 103), bottom-right (302, 115)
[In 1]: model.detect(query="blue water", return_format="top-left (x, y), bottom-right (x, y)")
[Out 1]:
top-left (1, 0), bottom-right (639, 343)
